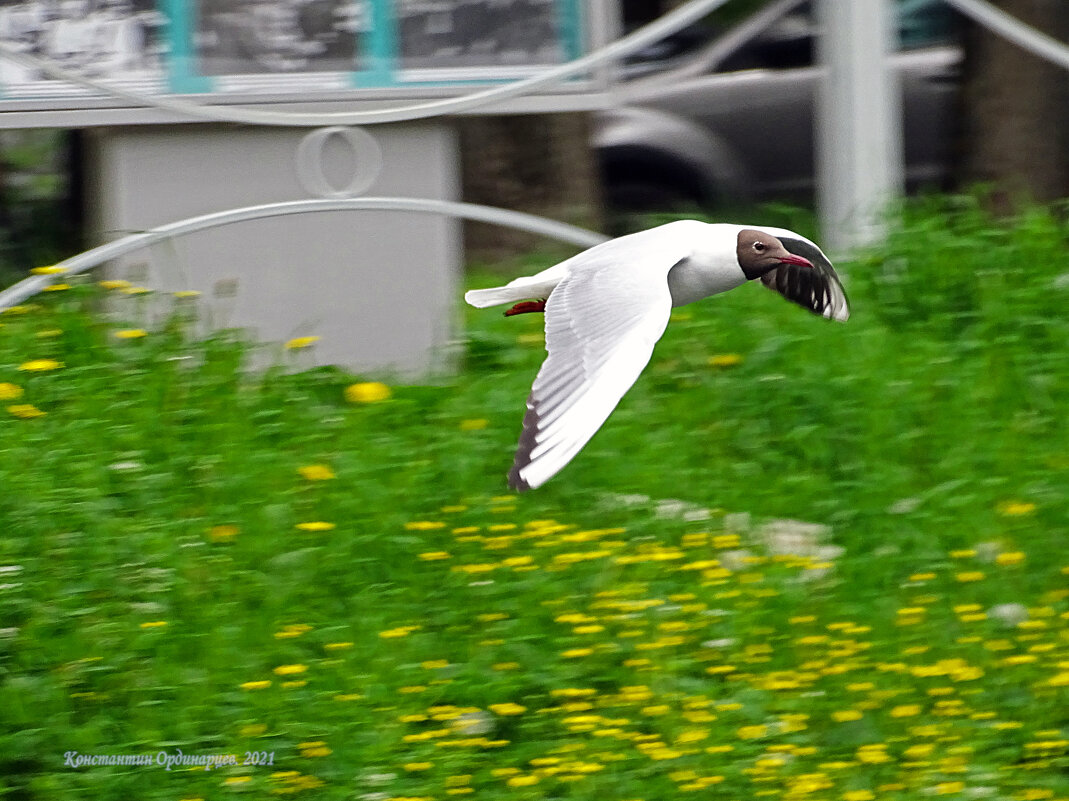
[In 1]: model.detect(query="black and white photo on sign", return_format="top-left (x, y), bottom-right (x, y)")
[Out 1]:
top-left (194, 0), bottom-right (364, 75)
top-left (399, 0), bottom-right (562, 71)
top-left (0, 0), bottom-right (165, 85)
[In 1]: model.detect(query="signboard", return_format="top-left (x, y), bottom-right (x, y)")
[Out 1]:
top-left (0, 0), bottom-right (597, 118)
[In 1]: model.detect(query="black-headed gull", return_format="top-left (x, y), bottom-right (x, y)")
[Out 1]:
top-left (465, 221), bottom-right (849, 491)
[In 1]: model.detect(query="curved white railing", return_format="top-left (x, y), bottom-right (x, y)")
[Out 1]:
top-left (0, 198), bottom-right (609, 312)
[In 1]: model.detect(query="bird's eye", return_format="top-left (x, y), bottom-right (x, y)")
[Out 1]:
top-left (753, 241), bottom-right (766, 252)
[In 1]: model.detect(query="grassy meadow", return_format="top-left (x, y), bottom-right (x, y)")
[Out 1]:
top-left (1, 198), bottom-right (1067, 800)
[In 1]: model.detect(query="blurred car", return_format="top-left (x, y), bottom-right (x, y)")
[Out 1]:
top-left (594, 0), bottom-right (962, 217)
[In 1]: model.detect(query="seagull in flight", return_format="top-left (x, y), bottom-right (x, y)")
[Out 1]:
top-left (465, 221), bottom-right (849, 491)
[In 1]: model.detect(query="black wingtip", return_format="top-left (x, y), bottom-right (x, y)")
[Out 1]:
top-left (506, 396), bottom-right (540, 493)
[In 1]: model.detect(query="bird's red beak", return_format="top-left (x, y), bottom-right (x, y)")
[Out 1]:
top-left (778, 253), bottom-right (814, 268)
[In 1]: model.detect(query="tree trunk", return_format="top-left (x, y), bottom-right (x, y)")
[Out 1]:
top-left (959, 0), bottom-right (1069, 204)
top-left (458, 112), bottom-right (603, 263)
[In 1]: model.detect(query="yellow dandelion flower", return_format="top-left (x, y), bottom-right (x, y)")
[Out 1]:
top-left (98, 279), bottom-right (132, 290)
top-left (31, 265), bottom-right (66, 275)
top-left (833, 710), bottom-right (863, 722)
top-left (949, 549), bottom-right (976, 558)
top-left (114, 329), bottom-right (147, 339)
top-left (240, 724), bottom-right (267, 737)
top-left (0, 383), bottom-right (23, 401)
top-left (955, 571), bottom-right (985, 583)
top-left (507, 775), bottom-right (539, 787)
top-left (173, 290), bottom-right (201, 299)
top-left (281, 680), bottom-right (306, 688)
top-left (324, 641), bottom-right (353, 651)
top-left (296, 521), bottom-right (335, 532)
top-left (490, 703), bottom-right (526, 716)
top-left (405, 520), bottom-right (446, 530)
top-left (209, 524), bottom-right (239, 542)
top-left (379, 626), bottom-right (419, 638)
top-left (7, 404), bottom-right (46, 419)
top-left (345, 381), bottom-right (391, 403)
top-left (493, 662), bottom-right (520, 671)
top-left (222, 776), bottom-right (251, 786)
top-left (460, 418), bottom-right (488, 431)
top-left (18, 358), bottom-right (63, 372)
top-left (139, 620), bottom-right (167, 629)
top-left (240, 680), bottom-right (272, 690)
top-left (418, 551), bottom-right (451, 561)
top-left (843, 791), bottom-right (875, 801)
top-left (708, 353), bottom-right (743, 368)
top-left (334, 693), bottom-right (362, 701)
top-left (297, 464), bottom-right (335, 482)
top-left (561, 648), bottom-right (593, 658)
top-left (737, 725), bottom-right (767, 739)
top-left (121, 286), bottom-right (152, 295)
top-left (997, 501), bottom-right (1035, 517)
top-left (891, 705), bottom-right (921, 718)
top-left (274, 623), bottom-right (312, 639)
top-left (995, 551), bottom-right (1025, 566)
top-left (299, 744), bottom-right (332, 757)
top-left (41, 283), bottom-right (70, 292)
top-left (285, 336), bottom-right (321, 349)
top-left (272, 664), bottom-right (307, 676)
top-left (934, 781), bottom-right (965, 795)
top-left (404, 762), bottom-right (433, 771)
top-left (422, 659), bottom-right (450, 669)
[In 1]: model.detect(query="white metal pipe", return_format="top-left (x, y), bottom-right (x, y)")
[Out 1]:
top-left (0, 198), bottom-right (609, 311)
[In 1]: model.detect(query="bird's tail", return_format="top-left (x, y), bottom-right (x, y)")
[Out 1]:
top-left (463, 286), bottom-right (523, 308)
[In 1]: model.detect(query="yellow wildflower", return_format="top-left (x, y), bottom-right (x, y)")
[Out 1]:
top-left (737, 725), bottom-right (767, 739)
top-left (139, 621), bottom-right (167, 629)
top-left (209, 525), bottom-right (239, 542)
top-left (272, 664), bottom-right (307, 676)
top-left (995, 551), bottom-right (1025, 566)
top-left (997, 501), bottom-right (1035, 517)
top-left (31, 265), bottom-right (66, 275)
top-left (489, 703), bottom-right (526, 716)
top-left (7, 404), bottom-right (45, 419)
top-left (418, 551), bottom-right (451, 561)
top-left (379, 626), bottom-right (420, 638)
top-left (0, 383), bottom-right (23, 401)
top-left (18, 358), bottom-right (63, 372)
top-left (240, 681), bottom-right (271, 690)
top-left (708, 353), bottom-right (743, 368)
top-left (41, 283), bottom-right (70, 292)
top-left (296, 521), bottom-right (335, 532)
top-left (285, 336), bottom-right (320, 349)
top-left (460, 418), bottom-right (488, 431)
top-left (98, 279), bottom-right (131, 290)
top-left (507, 775), bottom-right (539, 787)
top-left (297, 464), bottom-right (335, 481)
top-left (173, 290), bottom-right (201, 299)
top-left (404, 762), bottom-right (432, 771)
top-left (345, 382), bottom-right (391, 403)
top-left (114, 329), bottom-right (147, 339)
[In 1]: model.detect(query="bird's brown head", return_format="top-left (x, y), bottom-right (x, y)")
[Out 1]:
top-left (736, 229), bottom-right (814, 280)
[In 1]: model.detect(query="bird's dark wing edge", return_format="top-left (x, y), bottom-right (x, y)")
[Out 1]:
top-left (762, 237), bottom-right (849, 321)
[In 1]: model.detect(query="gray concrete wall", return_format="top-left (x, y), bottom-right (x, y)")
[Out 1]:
top-left (85, 123), bottom-right (462, 377)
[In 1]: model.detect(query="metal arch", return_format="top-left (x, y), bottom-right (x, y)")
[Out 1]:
top-left (0, 197), bottom-right (609, 311)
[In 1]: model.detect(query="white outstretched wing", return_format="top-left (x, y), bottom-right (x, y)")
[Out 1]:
top-left (508, 250), bottom-right (681, 491)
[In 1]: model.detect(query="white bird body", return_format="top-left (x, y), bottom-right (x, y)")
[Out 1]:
top-left (465, 220), bottom-right (849, 491)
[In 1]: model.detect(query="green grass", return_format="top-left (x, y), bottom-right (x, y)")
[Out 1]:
top-left (1, 198), bottom-right (1067, 800)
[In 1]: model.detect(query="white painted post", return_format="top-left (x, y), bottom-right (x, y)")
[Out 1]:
top-left (816, 0), bottom-right (904, 253)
